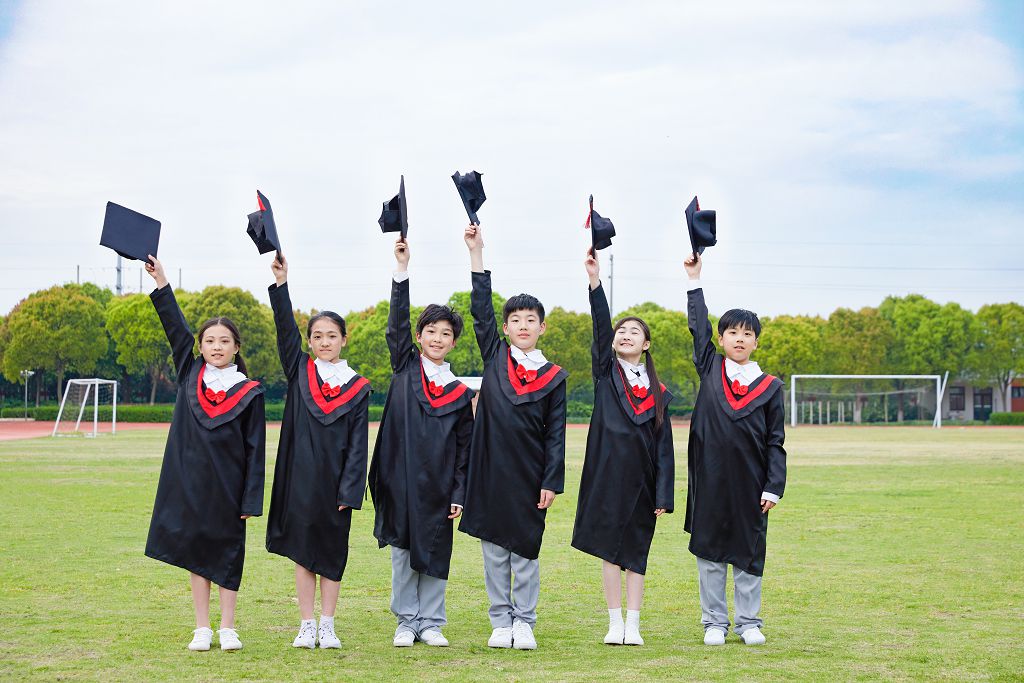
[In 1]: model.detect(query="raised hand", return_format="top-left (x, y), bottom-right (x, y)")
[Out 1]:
top-left (145, 255), bottom-right (168, 289)
top-left (585, 247), bottom-right (600, 289)
top-left (395, 237), bottom-right (410, 270)
top-left (684, 252), bottom-right (702, 280)
top-left (271, 252), bottom-right (288, 286)
top-left (464, 223), bottom-right (484, 252)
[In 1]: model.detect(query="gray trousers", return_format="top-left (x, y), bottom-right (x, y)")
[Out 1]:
top-left (481, 540), bottom-right (539, 627)
top-left (696, 558), bottom-right (763, 635)
top-left (390, 546), bottom-right (447, 635)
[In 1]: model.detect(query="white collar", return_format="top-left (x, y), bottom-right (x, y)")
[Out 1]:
top-left (420, 354), bottom-right (457, 386)
top-left (315, 357), bottom-right (357, 388)
top-left (617, 357), bottom-right (650, 389)
top-left (724, 357), bottom-right (762, 386)
top-left (203, 363), bottom-right (247, 392)
top-left (510, 345), bottom-right (548, 371)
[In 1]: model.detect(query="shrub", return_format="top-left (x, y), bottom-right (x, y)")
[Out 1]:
top-left (989, 412), bottom-right (1024, 426)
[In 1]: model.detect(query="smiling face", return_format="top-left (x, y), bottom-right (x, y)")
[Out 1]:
top-left (199, 324), bottom-right (240, 369)
top-left (503, 309), bottom-right (546, 353)
top-left (309, 318), bottom-right (346, 362)
top-left (417, 320), bottom-right (457, 364)
top-left (718, 325), bottom-right (758, 364)
top-left (613, 319), bottom-right (651, 365)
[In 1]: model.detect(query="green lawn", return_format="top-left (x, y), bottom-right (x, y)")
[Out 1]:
top-left (0, 426), bottom-right (1022, 682)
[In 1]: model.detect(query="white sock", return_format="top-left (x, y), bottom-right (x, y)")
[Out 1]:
top-left (319, 615), bottom-right (334, 628)
top-left (626, 609), bottom-right (641, 626)
top-left (300, 618), bottom-right (315, 630)
top-left (609, 608), bottom-right (623, 625)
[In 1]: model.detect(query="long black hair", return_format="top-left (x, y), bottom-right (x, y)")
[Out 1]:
top-left (612, 315), bottom-right (665, 429)
top-left (307, 311), bottom-right (347, 338)
top-left (197, 316), bottom-right (248, 375)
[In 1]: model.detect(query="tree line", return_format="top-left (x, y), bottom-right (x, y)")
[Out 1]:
top-left (1, 282), bottom-right (1021, 413)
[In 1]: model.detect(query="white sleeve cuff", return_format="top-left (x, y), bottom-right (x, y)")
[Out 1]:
top-left (761, 492), bottom-right (780, 504)
top-left (393, 271), bottom-right (410, 283)
top-left (450, 503), bottom-right (463, 509)
top-left (686, 279), bottom-right (702, 292)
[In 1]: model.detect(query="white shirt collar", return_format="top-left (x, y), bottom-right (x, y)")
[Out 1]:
top-left (315, 357), bottom-right (357, 388)
top-left (617, 358), bottom-right (650, 389)
top-left (420, 355), bottom-right (457, 386)
top-left (724, 357), bottom-right (762, 386)
top-left (510, 345), bottom-right (548, 371)
top-left (203, 363), bottom-right (247, 392)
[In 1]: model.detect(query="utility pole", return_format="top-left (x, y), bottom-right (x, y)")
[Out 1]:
top-left (608, 253), bottom-right (615, 318)
top-left (20, 370), bottom-right (34, 419)
top-left (178, 268), bottom-right (182, 290)
top-left (76, 265), bottom-right (80, 284)
top-left (115, 255), bottom-right (123, 295)
top-left (139, 268), bottom-right (143, 293)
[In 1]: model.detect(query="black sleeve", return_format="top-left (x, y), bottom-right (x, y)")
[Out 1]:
top-left (764, 389), bottom-right (787, 499)
top-left (654, 412), bottom-right (676, 513)
top-left (240, 394), bottom-right (266, 516)
top-left (150, 284), bottom-right (196, 382)
top-left (450, 404), bottom-right (474, 507)
top-left (541, 382), bottom-right (568, 493)
top-left (268, 282), bottom-right (304, 381)
top-left (471, 270), bottom-right (502, 363)
top-left (687, 287), bottom-right (718, 378)
top-left (589, 282), bottom-right (615, 383)
top-left (338, 395), bottom-right (370, 509)
top-left (386, 277), bottom-right (417, 373)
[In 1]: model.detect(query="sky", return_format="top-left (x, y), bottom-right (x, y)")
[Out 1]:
top-left (0, 0), bottom-right (1021, 319)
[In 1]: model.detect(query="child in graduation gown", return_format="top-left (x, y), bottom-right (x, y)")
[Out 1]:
top-left (265, 255), bottom-right (370, 650)
top-left (572, 249), bottom-right (675, 647)
top-left (683, 253), bottom-right (786, 647)
top-left (367, 237), bottom-right (475, 648)
top-left (143, 256), bottom-right (266, 653)
top-left (457, 224), bottom-right (568, 651)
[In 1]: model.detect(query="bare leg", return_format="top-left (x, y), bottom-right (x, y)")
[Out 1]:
top-left (624, 570), bottom-right (645, 611)
top-left (190, 573), bottom-right (212, 628)
top-left (319, 576), bottom-right (341, 618)
top-left (601, 561), bottom-right (622, 609)
top-left (218, 586), bottom-right (238, 629)
top-left (295, 564), bottom-right (317, 621)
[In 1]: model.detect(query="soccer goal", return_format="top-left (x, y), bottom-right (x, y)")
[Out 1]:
top-left (52, 379), bottom-right (118, 437)
top-left (790, 374), bottom-right (947, 428)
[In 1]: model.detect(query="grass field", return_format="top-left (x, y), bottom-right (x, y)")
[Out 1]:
top-left (0, 426), bottom-right (1022, 682)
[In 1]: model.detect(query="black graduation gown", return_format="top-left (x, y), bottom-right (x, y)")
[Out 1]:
top-left (683, 287), bottom-right (787, 577)
top-left (367, 277), bottom-right (475, 580)
top-left (571, 283), bottom-right (675, 575)
top-left (265, 283), bottom-right (371, 582)
top-left (457, 271), bottom-right (568, 560)
top-left (145, 285), bottom-right (266, 592)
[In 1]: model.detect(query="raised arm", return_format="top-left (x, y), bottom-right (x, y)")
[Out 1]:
top-left (586, 250), bottom-right (614, 381)
top-left (386, 238), bottom-right (417, 373)
top-left (338, 395), bottom-right (370, 510)
top-left (268, 255), bottom-right (304, 381)
top-left (239, 393), bottom-right (266, 517)
top-left (146, 256), bottom-right (196, 381)
top-left (685, 254), bottom-right (717, 377)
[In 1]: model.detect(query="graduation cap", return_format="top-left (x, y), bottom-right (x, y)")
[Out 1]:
top-left (99, 202), bottom-right (161, 262)
top-left (584, 195), bottom-right (616, 251)
top-left (378, 175), bottom-right (409, 238)
top-left (246, 190), bottom-right (281, 258)
top-left (685, 196), bottom-right (717, 257)
top-left (451, 170), bottom-right (486, 225)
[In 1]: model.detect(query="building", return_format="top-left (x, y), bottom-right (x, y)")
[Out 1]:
top-left (943, 378), bottom-right (1024, 422)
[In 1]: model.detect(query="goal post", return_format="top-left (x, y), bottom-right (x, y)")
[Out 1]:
top-left (52, 379), bottom-right (118, 437)
top-left (790, 374), bottom-right (944, 428)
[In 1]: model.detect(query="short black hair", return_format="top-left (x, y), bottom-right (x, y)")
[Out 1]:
top-left (416, 304), bottom-right (464, 340)
top-left (503, 294), bottom-right (545, 323)
top-left (308, 311), bottom-right (347, 338)
top-left (717, 308), bottom-right (761, 338)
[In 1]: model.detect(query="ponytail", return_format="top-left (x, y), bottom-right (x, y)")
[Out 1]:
top-left (234, 350), bottom-right (248, 376)
top-left (644, 348), bottom-right (665, 430)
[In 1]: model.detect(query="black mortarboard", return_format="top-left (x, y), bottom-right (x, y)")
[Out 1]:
top-left (246, 190), bottom-right (281, 256)
top-left (685, 196), bottom-right (717, 256)
top-left (585, 195), bottom-right (616, 251)
top-left (451, 170), bottom-right (486, 225)
top-left (379, 175), bottom-right (409, 238)
top-left (99, 202), bottom-right (161, 262)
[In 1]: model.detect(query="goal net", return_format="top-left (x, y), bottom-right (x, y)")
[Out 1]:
top-left (790, 374), bottom-right (945, 428)
top-left (52, 379), bottom-right (118, 437)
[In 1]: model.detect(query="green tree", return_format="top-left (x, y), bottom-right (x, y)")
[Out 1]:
top-left (343, 301), bottom-right (392, 396)
top-left (823, 306), bottom-right (894, 422)
top-left (443, 290), bottom-right (504, 377)
top-left (1, 285), bottom-right (107, 398)
top-left (105, 293), bottom-right (170, 404)
top-left (756, 315), bottom-right (826, 384)
top-left (971, 302), bottom-right (1024, 411)
top-left (541, 307), bottom-right (592, 399)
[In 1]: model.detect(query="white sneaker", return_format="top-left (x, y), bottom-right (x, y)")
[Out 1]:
top-left (188, 627), bottom-right (213, 651)
top-left (487, 626), bottom-right (513, 648)
top-left (511, 619), bottom-right (537, 650)
top-left (603, 621), bottom-right (624, 645)
top-left (393, 630), bottom-right (415, 647)
top-left (292, 620), bottom-right (316, 649)
top-left (704, 627), bottom-right (726, 646)
top-left (623, 623), bottom-right (644, 646)
top-left (218, 628), bottom-right (243, 651)
top-left (740, 627), bottom-right (766, 645)
top-left (418, 628), bottom-right (449, 647)
top-left (318, 622), bottom-right (341, 649)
